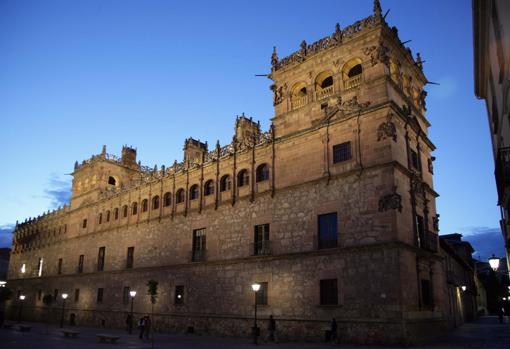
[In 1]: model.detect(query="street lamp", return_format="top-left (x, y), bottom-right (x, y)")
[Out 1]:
top-left (0, 281), bottom-right (6, 287)
top-left (461, 285), bottom-right (467, 292)
top-left (60, 293), bottom-right (68, 328)
top-left (489, 254), bottom-right (500, 271)
top-left (129, 290), bottom-right (137, 334)
top-left (251, 283), bottom-right (261, 345)
top-left (18, 295), bottom-right (26, 323)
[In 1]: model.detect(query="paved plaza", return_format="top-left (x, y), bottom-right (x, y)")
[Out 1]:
top-left (0, 317), bottom-right (509, 349)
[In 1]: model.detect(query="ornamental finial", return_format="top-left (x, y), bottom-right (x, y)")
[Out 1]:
top-left (271, 46), bottom-right (278, 71)
top-left (416, 52), bottom-right (423, 69)
top-left (374, 0), bottom-right (382, 19)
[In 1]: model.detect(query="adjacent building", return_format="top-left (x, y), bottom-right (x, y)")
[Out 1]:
top-left (473, 0), bottom-right (510, 269)
top-left (6, 1), bottom-right (446, 344)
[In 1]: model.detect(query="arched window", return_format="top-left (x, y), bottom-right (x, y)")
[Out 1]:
top-left (220, 175), bottom-right (231, 192)
top-left (141, 199), bottom-right (148, 212)
top-left (152, 195), bottom-right (160, 210)
top-left (122, 205), bottom-right (128, 218)
top-left (98, 213), bottom-right (103, 224)
top-left (108, 176), bottom-right (116, 186)
top-left (163, 192), bottom-right (172, 207)
top-left (342, 58), bottom-right (363, 89)
top-left (190, 185), bottom-right (199, 200)
top-left (114, 208), bottom-right (119, 220)
top-left (315, 71), bottom-right (334, 100)
top-left (106, 210), bottom-right (110, 222)
top-left (291, 82), bottom-right (308, 109)
top-left (132, 202), bottom-right (138, 215)
top-left (256, 164), bottom-right (270, 182)
top-left (204, 180), bottom-right (214, 196)
top-left (237, 169), bottom-right (249, 187)
top-left (176, 189), bottom-right (185, 204)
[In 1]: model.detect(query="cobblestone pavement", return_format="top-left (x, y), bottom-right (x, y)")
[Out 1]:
top-left (0, 317), bottom-right (509, 349)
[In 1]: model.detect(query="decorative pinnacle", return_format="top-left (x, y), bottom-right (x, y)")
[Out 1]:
top-left (374, 0), bottom-right (382, 19)
top-left (271, 46), bottom-right (278, 70)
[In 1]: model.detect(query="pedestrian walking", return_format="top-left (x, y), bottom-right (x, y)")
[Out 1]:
top-left (264, 315), bottom-right (278, 343)
top-left (138, 316), bottom-right (145, 339)
top-left (330, 318), bottom-right (338, 344)
top-left (144, 316), bottom-right (151, 340)
top-left (498, 307), bottom-right (505, 324)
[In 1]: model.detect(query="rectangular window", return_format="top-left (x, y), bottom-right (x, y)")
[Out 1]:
top-left (54, 289), bottom-right (59, 300)
top-left (37, 257), bottom-right (43, 277)
top-left (126, 247), bottom-right (134, 269)
top-left (192, 228), bottom-right (206, 262)
top-left (74, 289), bottom-right (80, 302)
top-left (123, 286), bottom-right (130, 305)
top-left (78, 255), bottom-right (84, 273)
top-left (58, 258), bottom-right (63, 275)
top-left (320, 279), bottom-right (338, 305)
top-left (333, 142), bottom-right (352, 163)
top-left (175, 285), bottom-right (184, 305)
top-left (421, 279), bottom-right (432, 307)
top-left (254, 224), bottom-right (270, 256)
top-left (97, 247), bottom-right (105, 271)
top-left (318, 213), bottom-right (338, 249)
top-left (38, 289), bottom-right (42, 301)
top-left (416, 214), bottom-right (425, 246)
top-left (410, 150), bottom-right (421, 170)
top-left (82, 219), bottom-right (87, 228)
top-left (97, 288), bottom-right (104, 303)
top-left (255, 282), bottom-right (268, 305)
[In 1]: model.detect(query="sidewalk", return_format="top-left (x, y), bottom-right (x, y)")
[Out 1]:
top-left (0, 317), bottom-right (509, 348)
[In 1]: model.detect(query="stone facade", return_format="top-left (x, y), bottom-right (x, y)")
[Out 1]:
top-left (6, 1), bottom-right (446, 344)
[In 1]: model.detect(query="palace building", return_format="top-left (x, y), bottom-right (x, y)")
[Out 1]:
top-left (6, 1), bottom-right (446, 344)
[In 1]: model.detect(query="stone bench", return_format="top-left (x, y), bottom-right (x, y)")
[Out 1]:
top-left (18, 325), bottom-right (32, 332)
top-left (62, 330), bottom-right (80, 338)
top-left (97, 334), bottom-right (120, 344)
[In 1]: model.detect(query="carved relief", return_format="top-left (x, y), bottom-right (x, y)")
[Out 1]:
top-left (270, 84), bottom-right (285, 106)
top-left (410, 175), bottom-right (425, 197)
top-left (377, 112), bottom-right (397, 142)
top-left (363, 40), bottom-right (389, 67)
top-left (378, 186), bottom-right (402, 212)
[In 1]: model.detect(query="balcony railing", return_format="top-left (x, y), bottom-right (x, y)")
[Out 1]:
top-left (291, 96), bottom-right (308, 110)
top-left (250, 240), bottom-right (271, 256)
top-left (419, 230), bottom-right (438, 253)
top-left (344, 75), bottom-right (362, 89)
top-left (316, 85), bottom-right (334, 101)
top-left (495, 147), bottom-right (510, 204)
top-left (190, 249), bottom-right (207, 262)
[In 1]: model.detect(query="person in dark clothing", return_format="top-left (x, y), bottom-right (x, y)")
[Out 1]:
top-left (144, 316), bottom-right (151, 340)
top-left (138, 317), bottom-right (145, 339)
top-left (264, 315), bottom-right (278, 343)
top-left (330, 318), bottom-right (338, 343)
top-left (498, 307), bottom-right (505, 324)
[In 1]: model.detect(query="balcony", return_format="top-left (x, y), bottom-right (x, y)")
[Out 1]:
top-left (190, 249), bottom-right (207, 262)
top-left (419, 230), bottom-right (438, 253)
top-left (344, 75), bottom-right (362, 90)
top-left (495, 147), bottom-right (510, 206)
top-left (291, 96), bottom-right (307, 110)
top-left (316, 85), bottom-right (334, 101)
top-left (250, 240), bottom-right (271, 256)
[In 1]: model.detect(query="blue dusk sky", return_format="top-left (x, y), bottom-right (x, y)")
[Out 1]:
top-left (0, 0), bottom-right (504, 260)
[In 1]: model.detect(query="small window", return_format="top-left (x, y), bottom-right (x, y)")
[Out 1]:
top-left (98, 213), bottom-right (103, 224)
top-left (410, 150), bottom-right (421, 170)
top-left (163, 192), bottom-right (172, 207)
top-left (74, 289), bottom-right (80, 302)
top-left (321, 76), bottom-right (333, 88)
top-left (97, 247), bottom-right (105, 271)
top-left (176, 189), bottom-right (185, 204)
top-left (122, 205), bottom-right (128, 218)
top-left (132, 202), bottom-right (138, 215)
top-left (123, 286), bottom-right (130, 305)
top-left (320, 279), bottom-right (338, 305)
top-left (220, 175), bottom-right (231, 192)
top-left (108, 176), bottom-right (116, 186)
top-left (175, 285), bottom-right (184, 304)
top-left (204, 180), bottom-right (214, 196)
top-left (114, 208), bottom-right (119, 220)
top-left (106, 210), bottom-right (110, 222)
top-left (152, 195), bottom-right (160, 210)
top-left (78, 255), bottom-right (84, 273)
top-left (237, 170), bottom-right (249, 187)
top-left (97, 288), bottom-right (104, 303)
top-left (333, 142), bottom-right (352, 163)
top-left (318, 213), bottom-right (338, 249)
top-left (190, 185), bottom-right (199, 200)
top-left (192, 228), bottom-right (206, 262)
top-left (58, 258), bottom-right (63, 275)
top-left (427, 158), bottom-right (434, 174)
top-left (255, 282), bottom-right (269, 305)
top-left (141, 199), bottom-right (148, 212)
top-left (416, 214), bottom-right (425, 245)
top-left (126, 247), bottom-right (134, 269)
top-left (254, 224), bottom-right (270, 256)
top-left (256, 164), bottom-right (270, 182)
top-left (421, 279), bottom-right (432, 307)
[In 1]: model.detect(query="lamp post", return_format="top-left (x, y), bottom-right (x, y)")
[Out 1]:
top-left (18, 295), bottom-right (25, 323)
top-left (60, 293), bottom-right (68, 328)
top-left (129, 290), bottom-right (137, 334)
top-left (251, 283), bottom-right (261, 345)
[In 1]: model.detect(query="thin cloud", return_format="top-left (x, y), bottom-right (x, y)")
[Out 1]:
top-left (461, 226), bottom-right (505, 261)
top-left (43, 173), bottom-right (72, 209)
top-left (0, 224), bottom-right (14, 248)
